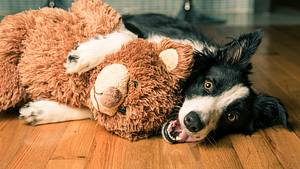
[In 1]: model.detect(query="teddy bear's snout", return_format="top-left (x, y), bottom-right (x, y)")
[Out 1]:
top-left (90, 64), bottom-right (129, 116)
top-left (99, 86), bottom-right (123, 108)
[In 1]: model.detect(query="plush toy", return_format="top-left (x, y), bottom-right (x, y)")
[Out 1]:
top-left (0, 0), bottom-right (194, 140)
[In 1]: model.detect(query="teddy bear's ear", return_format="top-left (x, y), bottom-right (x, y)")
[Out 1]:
top-left (157, 39), bottom-right (194, 81)
top-left (70, 0), bottom-right (122, 36)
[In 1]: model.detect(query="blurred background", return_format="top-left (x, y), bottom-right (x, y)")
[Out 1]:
top-left (1, 0), bottom-right (300, 26)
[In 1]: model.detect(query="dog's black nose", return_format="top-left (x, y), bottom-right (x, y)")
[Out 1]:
top-left (184, 111), bottom-right (204, 132)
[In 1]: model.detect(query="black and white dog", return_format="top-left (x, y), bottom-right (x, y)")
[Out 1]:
top-left (122, 14), bottom-right (289, 143)
top-left (20, 14), bottom-right (288, 143)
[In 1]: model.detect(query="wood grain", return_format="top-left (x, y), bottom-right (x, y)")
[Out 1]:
top-left (1, 26), bottom-right (300, 169)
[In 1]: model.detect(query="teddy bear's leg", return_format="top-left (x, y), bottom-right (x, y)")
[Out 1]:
top-left (0, 15), bottom-right (30, 112)
top-left (19, 100), bottom-right (93, 125)
top-left (65, 29), bottom-right (137, 74)
top-left (0, 58), bottom-right (25, 112)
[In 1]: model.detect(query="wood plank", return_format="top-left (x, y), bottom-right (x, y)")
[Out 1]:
top-left (87, 128), bottom-right (201, 169)
top-left (44, 120), bottom-right (97, 169)
top-left (273, 26), bottom-right (300, 43)
top-left (86, 128), bottom-right (202, 169)
top-left (0, 113), bottom-right (30, 169)
top-left (261, 27), bottom-right (300, 65)
top-left (230, 134), bottom-right (284, 169)
top-left (196, 137), bottom-right (244, 169)
top-left (5, 123), bottom-right (67, 169)
top-left (159, 141), bottom-right (201, 169)
top-left (87, 128), bottom-right (243, 169)
top-left (46, 159), bottom-right (86, 169)
top-left (50, 120), bottom-right (97, 160)
top-left (259, 128), bottom-right (300, 169)
top-left (86, 127), bottom-right (126, 169)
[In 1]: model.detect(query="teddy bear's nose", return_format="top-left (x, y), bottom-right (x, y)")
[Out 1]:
top-left (99, 87), bottom-right (123, 108)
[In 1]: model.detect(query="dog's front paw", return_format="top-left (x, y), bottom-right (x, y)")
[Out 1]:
top-left (65, 51), bottom-right (96, 74)
top-left (65, 50), bottom-right (91, 74)
top-left (19, 102), bottom-right (51, 125)
top-left (65, 32), bottom-right (137, 75)
top-left (64, 35), bottom-right (109, 74)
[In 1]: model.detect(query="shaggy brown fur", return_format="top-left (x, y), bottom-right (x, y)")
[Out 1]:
top-left (0, 0), bottom-right (120, 111)
top-left (0, 0), bottom-right (194, 140)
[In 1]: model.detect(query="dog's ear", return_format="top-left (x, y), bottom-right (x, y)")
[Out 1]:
top-left (246, 94), bottom-right (288, 133)
top-left (219, 30), bottom-right (263, 70)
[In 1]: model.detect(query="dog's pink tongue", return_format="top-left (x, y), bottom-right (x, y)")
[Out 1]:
top-left (178, 130), bottom-right (199, 143)
top-left (178, 130), bottom-right (188, 141)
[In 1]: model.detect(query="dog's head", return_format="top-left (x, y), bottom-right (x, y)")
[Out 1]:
top-left (162, 30), bottom-right (289, 143)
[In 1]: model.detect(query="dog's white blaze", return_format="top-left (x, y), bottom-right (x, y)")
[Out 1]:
top-left (147, 34), bottom-right (216, 53)
top-left (178, 84), bottom-right (249, 138)
top-left (216, 85), bottom-right (249, 111)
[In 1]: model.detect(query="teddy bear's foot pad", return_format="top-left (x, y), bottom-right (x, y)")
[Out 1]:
top-left (19, 100), bottom-right (92, 125)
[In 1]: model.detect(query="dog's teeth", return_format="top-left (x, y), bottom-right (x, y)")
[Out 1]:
top-left (169, 133), bottom-right (176, 141)
top-left (167, 130), bottom-right (175, 141)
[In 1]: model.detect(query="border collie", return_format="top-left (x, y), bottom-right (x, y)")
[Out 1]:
top-left (122, 14), bottom-right (289, 143)
top-left (20, 13), bottom-right (288, 143)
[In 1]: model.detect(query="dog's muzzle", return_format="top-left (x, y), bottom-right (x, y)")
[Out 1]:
top-left (162, 115), bottom-right (204, 144)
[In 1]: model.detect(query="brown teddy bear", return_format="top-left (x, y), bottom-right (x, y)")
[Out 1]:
top-left (0, 0), bottom-right (194, 140)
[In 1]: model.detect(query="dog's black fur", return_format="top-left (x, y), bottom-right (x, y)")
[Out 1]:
top-left (123, 14), bottom-right (288, 142)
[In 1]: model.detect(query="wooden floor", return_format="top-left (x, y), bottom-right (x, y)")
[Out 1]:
top-left (1, 26), bottom-right (300, 169)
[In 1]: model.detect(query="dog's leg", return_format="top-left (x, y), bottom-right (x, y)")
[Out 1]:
top-left (19, 100), bottom-right (93, 125)
top-left (65, 29), bottom-right (137, 74)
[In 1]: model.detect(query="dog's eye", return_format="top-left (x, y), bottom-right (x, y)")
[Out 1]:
top-left (227, 112), bottom-right (239, 122)
top-left (203, 80), bottom-right (213, 92)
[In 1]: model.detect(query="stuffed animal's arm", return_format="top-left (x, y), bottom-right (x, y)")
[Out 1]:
top-left (65, 29), bottom-right (137, 74)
